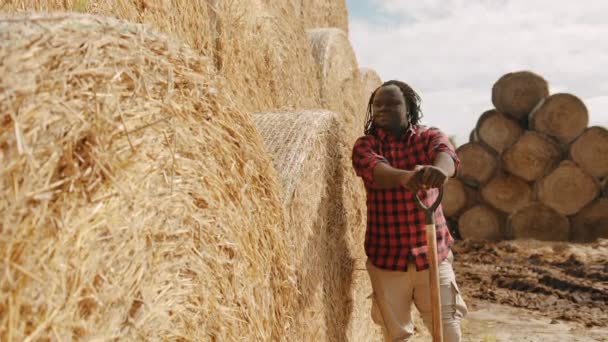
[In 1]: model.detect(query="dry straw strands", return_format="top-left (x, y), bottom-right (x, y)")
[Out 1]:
top-left (253, 111), bottom-right (379, 341)
top-left (359, 67), bottom-right (382, 100)
top-left (301, 0), bottom-right (349, 33)
top-left (307, 27), bottom-right (367, 270)
top-left (0, 13), bottom-right (297, 341)
top-left (4, 0), bottom-right (321, 113)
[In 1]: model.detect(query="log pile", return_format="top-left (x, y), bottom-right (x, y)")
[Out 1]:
top-left (446, 71), bottom-right (608, 242)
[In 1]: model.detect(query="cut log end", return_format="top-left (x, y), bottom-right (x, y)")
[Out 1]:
top-left (481, 173), bottom-right (533, 214)
top-left (571, 198), bottom-right (608, 242)
top-left (456, 142), bottom-right (498, 186)
top-left (508, 203), bottom-right (570, 241)
top-left (502, 131), bottom-right (562, 182)
top-left (570, 126), bottom-right (608, 179)
top-left (537, 160), bottom-right (599, 215)
top-left (475, 109), bottom-right (524, 154)
top-left (491, 71), bottom-right (549, 120)
top-left (529, 93), bottom-right (589, 144)
top-left (602, 178), bottom-right (608, 197)
top-left (458, 205), bottom-right (503, 241)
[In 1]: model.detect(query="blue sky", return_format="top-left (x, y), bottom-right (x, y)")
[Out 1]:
top-left (346, 0), bottom-right (608, 145)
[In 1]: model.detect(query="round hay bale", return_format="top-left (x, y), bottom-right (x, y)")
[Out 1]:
top-left (0, 13), bottom-right (296, 341)
top-left (458, 205), bottom-right (503, 241)
top-left (502, 131), bottom-right (562, 182)
top-left (537, 161), bottom-right (600, 216)
top-left (307, 27), bottom-right (364, 131)
top-left (6, 0), bottom-right (321, 113)
top-left (360, 67), bottom-right (382, 100)
top-left (456, 142), bottom-right (499, 186)
top-left (571, 198), bottom-right (608, 242)
top-left (307, 26), bottom-right (367, 263)
top-left (481, 173), bottom-right (533, 214)
top-left (569, 126), bottom-right (608, 179)
top-left (474, 109), bottom-right (524, 154)
top-left (252, 111), bottom-right (378, 341)
top-left (491, 71), bottom-right (549, 120)
top-left (252, 110), bottom-right (337, 340)
top-left (507, 203), bottom-right (570, 241)
top-left (215, 1), bottom-right (321, 112)
top-left (300, 0), bottom-right (349, 33)
top-left (529, 93), bottom-right (589, 144)
top-left (443, 178), bottom-right (479, 218)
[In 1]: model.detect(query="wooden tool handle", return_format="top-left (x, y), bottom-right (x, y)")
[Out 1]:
top-left (427, 223), bottom-right (443, 342)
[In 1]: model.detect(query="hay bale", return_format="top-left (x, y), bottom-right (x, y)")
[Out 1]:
top-left (360, 67), bottom-right (382, 100)
top-left (308, 27), bottom-right (364, 130)
top-left (569, 126), bottom-right (608, 179)
top-left (0, 13), bottom-right (296, 341)
top-left (213, 0), bottom-right (321, 112)
top-left (537, 160), bottom-right (599, 216)
top-left (252, 111), bottom-right (379, 340)
top-left (491, 71), bottom-right (549, 120)
top-left (307, 27), bottom-right (367, 253)
top-left (300, 0), bottom-right (349, 33)
top-left (5, 0), bottom-right (321, 113)
top-left (571, 198), bottom-right (608, 242)
top-left (507, 203), bottom-right (570, 241)
top-left (529, 93), bottom-right (589, 144)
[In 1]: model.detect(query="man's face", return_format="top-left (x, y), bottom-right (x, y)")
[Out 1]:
top-left (372, 85), bottom-right (409, 131)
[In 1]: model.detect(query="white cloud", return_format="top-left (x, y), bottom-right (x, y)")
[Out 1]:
top-left (349, 0), bottom-right (608, 143)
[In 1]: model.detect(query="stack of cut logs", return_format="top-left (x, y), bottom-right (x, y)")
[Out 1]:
top-left (444, 71), bottom-right (608, 242)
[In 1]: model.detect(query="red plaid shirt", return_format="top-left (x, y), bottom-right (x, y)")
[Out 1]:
top-left (352, 125), bottom-right (459, 271)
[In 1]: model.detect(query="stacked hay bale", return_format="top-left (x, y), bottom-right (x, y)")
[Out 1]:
top-left (253, 110), bottom-right (360, 341)
top-left (360, 67), bottom-right (383, 100)
top-left (2, 1), bottom-right (381, 341)
top-left (0, 13), bottom-right (298, 341)
top-left (4, 0), bottom-right (321, 113)
top-left (306, 27), bottom-right (379, 340)
top-left (445, 71), bottom-right (608, 242)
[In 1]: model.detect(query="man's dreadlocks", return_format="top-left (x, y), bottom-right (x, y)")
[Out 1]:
top-left (363, 80), bottom-right (423, 135)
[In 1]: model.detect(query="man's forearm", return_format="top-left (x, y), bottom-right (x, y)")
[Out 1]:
top-left (433, 152), bottom-right (456, 178)
top-left (372, 162), bottom-right (412, 189)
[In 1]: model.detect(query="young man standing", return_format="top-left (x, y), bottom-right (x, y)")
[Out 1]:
top-left (352, 80), bottom-right (467, 341)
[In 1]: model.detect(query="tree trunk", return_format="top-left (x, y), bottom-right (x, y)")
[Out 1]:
top-left (571, 198), bottom-right (608, 242)
top-left (536, 160), bottom-right (599, 216)
top-left (458, 205), bottom-right (503, 241)
top-left (507, 202), bottom-right (570, 241)
top-left (475, 109), bottom-right (524, 154)
top-left (502, 131), bottom-right (562, 182)
top-left (481, 173), bottom-right (533, 214)
top-left (569, 126), bottom-right (608, 179)
top-left (529, 93), bottom-right (589, 144)
top-left (443, 178), bottom-right (478, 218)
top-left (456, 142), bottom-right (499, 186)
top-left (491, 71), bottom-right (548, 121)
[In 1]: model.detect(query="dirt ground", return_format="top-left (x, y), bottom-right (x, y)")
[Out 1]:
top-left (408, 238), bottom-right (608, 341)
